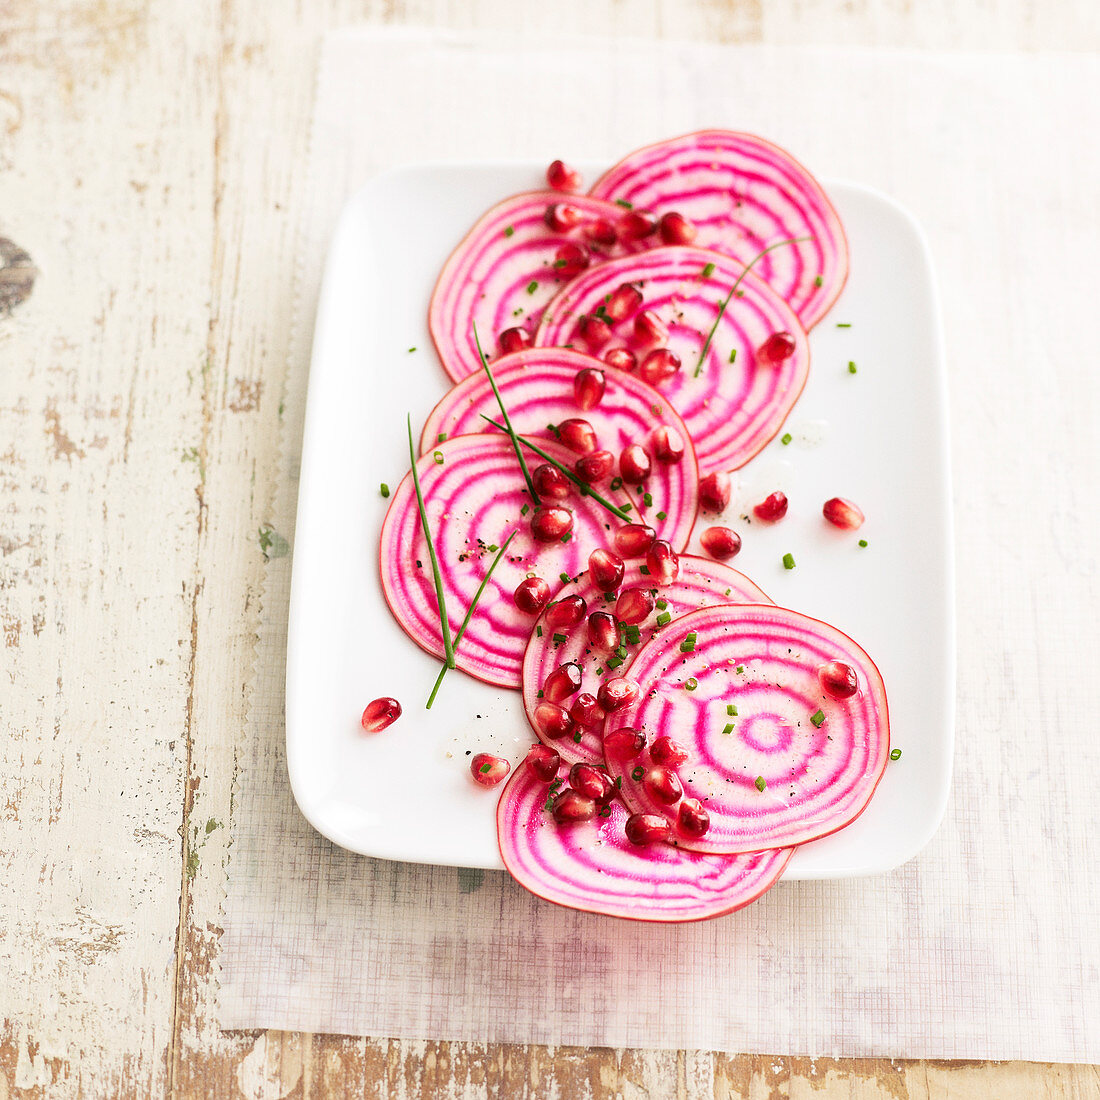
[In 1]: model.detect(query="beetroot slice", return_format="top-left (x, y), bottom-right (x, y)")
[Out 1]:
top-left (497, 765), bottom-right (793, 922)
top-left (535, 247), bottom-right (809, 476)
top-left (522, 556), bottom-right (771, 766)
top-left (379, 434), bottom-right (611, 687)
top-left (420, 347), bottom-right (698, 550)
top-left (589, 130), bottom-right (848, 329)
top-left (606, 604), bottom-right (890, 853)
top-left (429, 191), bottom-right (640, 382)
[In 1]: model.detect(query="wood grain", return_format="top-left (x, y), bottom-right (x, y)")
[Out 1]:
top-left (1, 0), bottom-right (1097, 1096)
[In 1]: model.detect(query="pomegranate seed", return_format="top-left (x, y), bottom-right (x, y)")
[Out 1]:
top-left (551, 788), bottom-right (597, 825)
top-left (360, 697), bottom-right (401, 733)
top-left (819, 660), bottom-right (859, 699)
top-left (643, 764), bottom-right (683, 804)
top-left (525, 743), bottom-right (561, 782)
top-left (650, 736), bottom-right (690, 767)
top-left (574, 449), bottom-right (615, 484)
top-left (753, 491), bottom-right (789, 522)
top-left (698, 471), bottom-right (731, 513)
top-left (605, 282), bottom-right (643, 322)
top-left (579, 313), bottom-right (612, 350)
top-left (573, 367), bottom-right (606, 410)
top-left (542, 661), bottom-right (582, 703)
top-left (569, 762), bottom-right (615, 804)
top-left (651, 426), bottom-right (685, 464)
top-left (619, 210), bottom-right (658, 240)
top-left (588, 547), bottom-right (625, 592)
top-left (604, 726), bottom-right (645, 758)
top-left (545, 595), bottom-right (587, 630)
top-left (633, 309), bottom-right (668, 348)
top-left (531, 505), bottom-right (573, 542)
top-left (759, 330), bottom-right (798, 364)
top-left (822, 496), bottom-right (865, 530)
top-left (546, 159), bottom-right (582, 192)
top-left (531, 462), bottom-right (571, 501)
top-left (544, 202), bottom-right (582, 232)
top-left (658, 211), bottom-right (697, 245)
top-left (700, 526), bottom-right (742, 561)
top-left (553, 242), bottom-right (589, 278)
top-left (645, 540), bottom-right (680, 585)
top-left (618, 444), bottom-right (652, 484)
top-left (603, 347), bottom-right (637, 373)
top-left (625, 813), bottom-right (671, 846)
top-left (470, 753), bottom-right (510, 788)
top-left (614, 523), bottom-right (656, 558)
top-left (639, 348), bottom-right (681, 386)
top-left (569, 692), bottom-right (605, 729)
top-left (677, 797), bottom-right (711, 838)
top-left (514, 576), bottom-right (551, 614)
top-left (557, 417), bottom-right (597, 454)
top-left (497, 327), bottom-right (531, 356)
top-left (583, 217), bottom-right (617, 247)
top-left (586, 611), bottom-right (619, 653)
top-left (534, 702), bottom-right (577, 741)
top-left (614, 586), bottom-right (654, 625)
top-left (597, 676), bottom-right (639, 713)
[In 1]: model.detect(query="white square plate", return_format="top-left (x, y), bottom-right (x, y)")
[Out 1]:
top-left (286, 162), bottom-right (954, 877)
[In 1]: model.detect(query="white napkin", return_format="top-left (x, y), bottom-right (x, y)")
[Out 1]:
top-left (218, 28), bottom-right (1100, 1060)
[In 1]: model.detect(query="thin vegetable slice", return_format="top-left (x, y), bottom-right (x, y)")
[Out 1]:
top-left (535, 247), bottom-right (809, 476)
top-left (589, 130), bottom-right (848, 328)
top-left (522, 556), bottom-right (771, 765)
top-left (421, 347), bottom-right (699, 549)
top-left (605, 604), bottom-right (890, 852)
top-left (497, 765), bottom-right (793, 922)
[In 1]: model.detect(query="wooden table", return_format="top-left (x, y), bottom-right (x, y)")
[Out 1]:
top-left (2, 2), bottom-right (1098, 1095)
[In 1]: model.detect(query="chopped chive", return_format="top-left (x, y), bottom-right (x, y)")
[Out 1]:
top-left (536, 690), bottom-right (543, 698)
top-left (814, 275), bottom-right (823, 287)
top-left (642, 492), bottom-right (653, 507)
top-left (552, 258), bottom-right (567, 269)
top-left (656, 510), bottom-right (667, 520)
top-left (702, 262), bottom-right (716, 277)
top-left (656, 611), bottom-right (671, 626)
top-left (858, 539), bottom-right (868, 548)
top-left (655, 598), bottom-right (668, 610)
top-left (728, 348), bottom-right (737, 364)
top-left (638, 564), bottom-right (650, 575)
top-left (727, 704), bottom-right (737, 716)
top-left (607, 656), bottom-right (623, 669)
top-left (722, 723), bottom-right (734, 735)
top-left (520, 503), bottom-right (529, 516)
top-left (679, 632), bottom-right (697, 653)
top-left (848, 361), bottom-right (857, 374)
top-left (535, 626), bottom-right (543, 638)
top-left (631, 766), bottom-right (644, 780)
top-left (380, 482), bottom-right (390, 498)
top-left (615, 644), bottom-right (627, 659)
top-left (408, 346), bottom-right (416, 353)
top-left (736, 665), bottom-right (745, 673)
top-left (594, 667), bottom-right (604, 676)
top-left (782, 552), bottom-right (796, 570)
top-left (573, 731), bottom-right (583, 743)
top-left (433, 450), bottom-right (444, 464)
top-left (552, 632), bottom-right (567, 645)
top-left (620, 503), bottom-right (632, 513)
top-left (437, 432), bottom-right (448, 443)
top-left (486, 544), bottom-right (498, 552)
top-left (561, 533), bottom-right (571, 543)
top-left (836, 322), bottom-right (851, 328)
top-left (610, 477), bottom-right (623, 490)
top-left (615, 199), bottom-right (633, 209)
top-left (623, 625), bottom-right (641, 644)
top-left (559, 572), bottom-right (570, 584)
top-left (479, 762), bottom-right (491, 774)
top-left (755, 775), bottom-right (767, 792)
top-left (890, 748), bottom-right (902, 761)
top-left (810, 709), bottom-right (825, 728)
top-left (685, 677), bottom-right (698, 691)
top-left (724, 588), bottom-right (731, 596)
top-left (513, 307), bottom-right (523, 316)
top-left (780, 432), bottom-right (792, 445)
top-left (526, 281), bottom-right (538, 294)
top-left (503, 225), bottom-right (515, 237)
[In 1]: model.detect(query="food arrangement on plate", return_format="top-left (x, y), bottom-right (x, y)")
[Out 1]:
top-left (366, 131), bottom-right (891, 921)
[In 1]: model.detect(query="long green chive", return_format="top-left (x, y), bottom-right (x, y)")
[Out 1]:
top-left (890, 748), bottom-right (902, 760)
top-left (722, 723), bottom-right (734, 735)
top-left (783, 552), bottom-right (796, 570)
top-left (679, 632), bottom-right (697, 653)
top-left (810, 709), bottom-right (825, 728)
top-left (685, 677), bottom-right (698, 691)
top-left (380, 482), bottom-right (390, 498)
top-left (727, 704), bottom-right (737, 716)
top-left (694, 236), bottom-right (812, 377)
top-left (755, 775), bottom-right (767, 792)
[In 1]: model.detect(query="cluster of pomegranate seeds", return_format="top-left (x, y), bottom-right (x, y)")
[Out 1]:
top-left (470, 753), bottom-right (510, 788)
top-left (759, 330), bottom-right (798, 364)
top-left (546, 159), bottom-right (582, 192)
top-left (360, 696), bottom-right (402, 733)
top-left (542, 661), bottom-right (582, 702)
top-left (614, 523), bottom-right (655, 557)
top-left (753, 491), bottom-right (789, 522)
top-left (525, 743), bottom-right (561, 781)
top-left (558, 417), bottom-right (597, 454)
top-left (699, 471), bottom-right (731, 513)
top-left (497, 327), bottom-right (531, 355)
top-left (603, 347), bottom-right (636, 372)
top-left (588, 547), bottom-right (625, 591)
top-left (544, 202), bottom-right (582, 232)
top-left (700, 525), bottom-right (741, 560)
top-left (818, 660), bottom-right (859, 698)
top-left (625, 813), bottom-right (671, 846)
top-left (572, 367), bottom-right (605, 410)
top-left (651, 425), bottom-right (685, 464)
top-left (513, 576), bottom-right (551, 614)
top-left (530, 505), bottom-right (573, 542)
top-left (822, 496), bottom-right (865, 529)
top-left (658, 211), bottom-right (697, 245)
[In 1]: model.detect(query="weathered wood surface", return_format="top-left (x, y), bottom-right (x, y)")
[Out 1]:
top-left (1, 1), bottom-right (1098, 1096)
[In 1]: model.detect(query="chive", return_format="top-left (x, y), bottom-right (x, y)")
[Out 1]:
top-left (722, 723), bottom-right (734, 735)
top-left (728, 348), bottom-right (737, 364)
top-left (615, 199), bottom-right (633, 209)
top-left (642, 492), bottom-right (653, 507)
top-left (607, 656), bottom-right (623, 669)
top-left (685, 677), bottom-right (698, 691)
top-left (656, 611), bottom-right (671, 626)
top-left (559, 573), bottom-right (570, 584)
top-left (552, 632), bottom-right (567, 645)
top-left (486, 544), bottom-right (498, 552)
top-left (598, 804), bottom-right (611, 817)
top-left (848, 361), bottom-right (857, 374)
top-left (655, 598), bottom-right (668, 610)
top-left (631, 766), bottom-right (644, 780)
top-left (727, 704), bottom-right (737, 716)
top-left (610, 477), bottom-right (623, 491)
top-left (520, 503), bottom-right (529, 516)
top-left (858, 539), bottom-right (868, 548)
top-left (755, 776), bottom-right (767, 792)
top-left (781, 433), bottom-right (792, 445)
top-left (573, 731), bottom-right (583, 743)
top-left (437, 432), bottom-right (448, 443)
top-left (890, 748), bottom-right (902, 761)
top-left (814, 275), bottom-right (823, 287)
top-left (623, 625), bottom-right (640, 644)
top-left (702, 262), bottom-right (716, 277)
top-left (836, 322), bottom-right (851, 328)
top-left (615, 644), bottom-right (627, 659)
top-left (736, 665), bottom-right (745, 673)
top-left (408, 346), bottom-right (416, 353)
top-left (536, 690), bottom-right (543, 698)
top-left (724, 588), bottom-right (731, 596)
top-left (810, 709), bottom-right (825, 728)
top-left (380, 482), bottom-right (390, 498)
top-left (782, 552), bottom-right (796, 570)
top-left (433, 450), bottom-right (444, 464)
top-left (594, 667), bottom-right (604, 676)
top-left (504, 226), bottom-right (514, 237)
top-left (560, 533), bottom-right (571, 543)
top-left (479, 762), bottom-right (491, 774)
top-left (535, 626), bottom-right (543, 637)
top-left (679, 632), bottom-right (697, 653)
top-left (656, 510), bottom-right (667, 520)
top-left (526, 281), bottom-right (538, 294)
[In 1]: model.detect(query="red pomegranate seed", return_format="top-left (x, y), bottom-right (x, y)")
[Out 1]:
top-left (573, 367), bottom-right (606, 411)
top-left (534, 702), bottom-right (577, 741)
top-left (651, 426), bottom-right (685, 464)
top-left (605, 282), bottom-right (643, 322)
top-left (557, 417), bottom-right (597, 454)
top-left (543, 661), bottom-right (582, 703)
top-left (645, 540), bottom-right (680, 585)
top-left (546, 159), bottom-right (582, 192)
top-left (551, 788), bottom-right (597, 825)
top-left (579, 313), bottom-right (612, 350)
top-left (677, 797), bottom-right (711, 838)
top-left (700, 526), bottom-right (742, 561)
top-left (497, 327), bottom-right (531, 356)
top-left (569, 762), bottom-right (615, 804)
top-left (698, 471), bottom-right (731, 513)
top-left (614, 586), bottom-right (654, 625)
top-left (530, 505), bottom-right (574, 542)
top-left (658, 211), bottom-right (697, 245)
top-left (545, 595), bottom-right (587, 630)
top-left (822, 496), bottom-right (865, 530)
top-left (604, 726), bottom-right (645, 759)
top-left (753, 491), bottom-right (789, 522)
top-left (588, 547), bottom-right (625, 592)
top-left (597, 676), bottom-right (639, 713)
top-left (650, 735), bottom-right (690, 767)
top-left (639, 348), bottom-right (681, 386)
top-left (633, 309), bottom-right (668, 348)
top-left (360, 697), bottom-right (401, 733)
top-left (569, 692), bottom-right (605, 729)
top-left (619, 210), bottom-right (658, 240)
top-left (554, 242), bottom-right (589, 278)
top-left (544, 202), bottom-right (582, 232)
top-left (625, 813), bottom-right (671, 846)
top-left (603, 347), bottom-right (637, 373)
top-left (583, 217), bottom-right (617, 247)
top-left (586, 611), bottom-right (619, 653)
top-left (619, 444), bottom-right (652, 483)
top-left (614, 523), bottom-right (656, 558)
top-left (574, 449), bottom-right (615, 484)
top-left (531, 462), bottom-right (571, 501)
top-left (643, 764), bottom-right (682, 805)
top-left (470, 753), bottom-right (510, 788)
top-left (514, 576), bottom-right (551, 614)
top-left (525, 743), bottom-right (561, 782)
top-left (758, 330), bottom-right (798, 364)
top-left (819, 660), bottom-right (859, 699)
